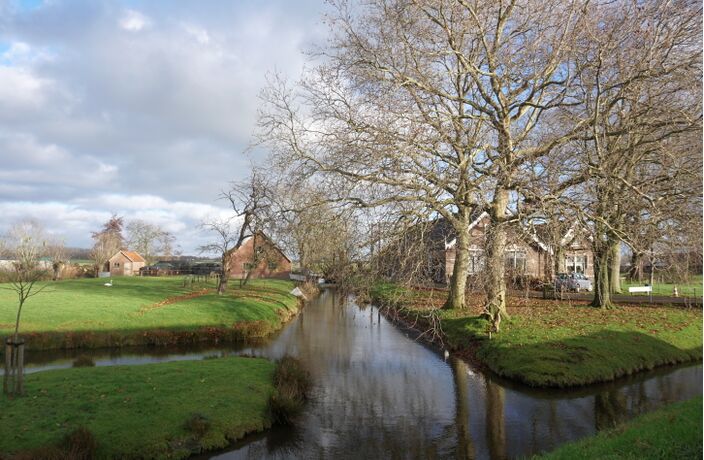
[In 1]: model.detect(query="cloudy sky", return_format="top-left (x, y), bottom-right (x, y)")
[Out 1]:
top-left (0, 0), bottom-right (327, 253)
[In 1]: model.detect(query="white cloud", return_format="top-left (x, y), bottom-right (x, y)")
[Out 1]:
top-left (119, 9), bottom-right (151, 32)
top-left (0, 0), bottom-right (329, 251)
top-left (183, 24), bottom-right (210, 45)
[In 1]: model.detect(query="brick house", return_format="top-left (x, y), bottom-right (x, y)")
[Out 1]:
top-left (108, 250), bottom-right (146, 276)
top-left (409, 213), bottom-right (594, 284)
top-left (226, 232), bottom-right (291, 280)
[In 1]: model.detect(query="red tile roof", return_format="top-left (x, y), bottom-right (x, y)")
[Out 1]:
top-left (122, 251), bottom-right (145, 263)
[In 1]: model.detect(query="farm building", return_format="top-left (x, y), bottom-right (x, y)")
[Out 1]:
top-left (226, 232), bottom-right (291, 280)
top-left (108, 250), bottom-right (146, 276)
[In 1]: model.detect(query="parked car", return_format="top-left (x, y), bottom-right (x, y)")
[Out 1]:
top-left (554, 272), bottom-right (593, 292)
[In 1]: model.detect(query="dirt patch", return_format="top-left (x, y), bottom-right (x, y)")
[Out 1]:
top-left (138, 288), bottom-right (211, 315)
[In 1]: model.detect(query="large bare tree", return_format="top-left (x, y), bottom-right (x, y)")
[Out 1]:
top-left (259, 0), bottom-right (593, 333)
top-left (560, 0), bottom-right (702, 308)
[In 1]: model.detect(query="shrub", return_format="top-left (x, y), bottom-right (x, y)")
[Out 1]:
top-left (269, 356), bottom-right (311, 424)
top-left (61, 427), bottom-right (98, 460)
top-left (184, 413), bottom-right (211, 438)
top-left (72, 355), bottom-right (95, 368)
top-left (8, 427), bottom-right (98, 460)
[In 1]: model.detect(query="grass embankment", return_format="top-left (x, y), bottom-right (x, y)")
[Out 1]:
top-left (622, 274), bottom-right (702, 297)
top-left (371, 283), bottom-right (702, 387)
top-left (0, 277), bottom-right (299, 351)
top-left (0, 357), bottom-right (276, 459)
top-left (537, 397), bottom-right (703, 459)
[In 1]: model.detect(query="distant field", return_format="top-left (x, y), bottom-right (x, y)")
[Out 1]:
top-left (68, 259), bottom-right (94, 266)
top-left (0, 277), bottom-right (298, 349)
top-left (622, 275), bottom-right (702, 297)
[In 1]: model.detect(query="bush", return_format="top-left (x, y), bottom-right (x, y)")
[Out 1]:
top-left (184, 413), bottom-right (211, 438)
top-left (268, 356), bottom-right (311, 424)
top-left (61, 427), bottom-right (97, 460)
top-left (7, 427), bottom-right (98, 460)
top-left (72, 355), bottom-right (95, 368)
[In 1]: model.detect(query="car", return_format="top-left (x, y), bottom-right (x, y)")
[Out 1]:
top-left (554, 272), bottom-right (593, 292)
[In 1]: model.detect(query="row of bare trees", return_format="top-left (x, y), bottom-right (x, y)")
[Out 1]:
top-left (248, 0), bottom-right (701, 331)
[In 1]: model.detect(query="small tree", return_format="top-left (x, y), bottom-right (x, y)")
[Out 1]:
top-left (198, 217), bottom-right (246, 294)
top-left (1, 221), bottom-right (50, 395)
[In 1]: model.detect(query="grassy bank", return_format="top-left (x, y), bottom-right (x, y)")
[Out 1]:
top-left (537, 397), bottom-right (703, 459)
top-left (0, 277), bottom-right (300, 351)
top-left (371, 283), bottom-right (702, 387)
top-left (0, 357), bottom-right (276, 459)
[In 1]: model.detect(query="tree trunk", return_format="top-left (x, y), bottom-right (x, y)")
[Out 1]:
top-left (218, 254), bottom-right (230, 295)
top-left (553, 245), bottom-right (564, 279)
top-left (484, 188), bottom-right (510, 331)
top-left (444, 227), bottom-right (470, 309)
top-left (628, 251), bottom-right (643, 282)
top-left (591, 245), bottom-right (614, 308)
top-left (52, 262), bottom-right (62, 281)
top-left (609, 241), bottom-right (622, 294)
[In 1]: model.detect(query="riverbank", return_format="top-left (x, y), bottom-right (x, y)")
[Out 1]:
top-left (0, 277), bottom-right (300, 351)
top-left (371, 283), bottom-right (702, 387)
top-left (0, 357), bottom-right (276, 459)
top-left (537, 397), bottom-right (703, 459)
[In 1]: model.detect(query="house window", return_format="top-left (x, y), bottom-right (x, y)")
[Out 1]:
top-left (243, 262), bottom-right (254, 270)
top-left (505, 249), bottom-right (527, 273)
top-left (115, 262), bottom-right (120, 268)
top-left (565, 255), bottom-right (587, 273)
top-left (267, 260), bottom-right (278, 270)
top-left (468, 250), bottom-right (484, 274)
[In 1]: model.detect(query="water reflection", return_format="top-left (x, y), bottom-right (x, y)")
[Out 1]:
top-left (14, 290), bottom-right (703, 459)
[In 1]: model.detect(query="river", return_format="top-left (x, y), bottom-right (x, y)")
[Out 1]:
top-left (17, 289), bottom-right (703, 459)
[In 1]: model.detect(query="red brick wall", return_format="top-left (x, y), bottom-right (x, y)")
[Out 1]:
top-left (227, 235), bottom-right (291, 280)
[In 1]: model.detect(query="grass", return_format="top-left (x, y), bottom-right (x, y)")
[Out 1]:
top-left (0, 357), bottom-right (276, 459)
top-left (0, 277), bottom-right (299, 350)
top-left (622, 274), bottom-right (702, 297)
top-left (536, 397), bottom-right (703, 459)
top-left (371, 282), bottom-right (702, 387)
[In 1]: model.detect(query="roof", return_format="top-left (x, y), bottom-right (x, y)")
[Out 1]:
top-left (112, 250), bottom-right (146, 263)
top-left (228, 231), bottom-right (292, 263)
top-left (439, 209), bottom-right (489, 249)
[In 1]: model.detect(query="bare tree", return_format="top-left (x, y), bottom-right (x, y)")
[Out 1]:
top-left (1, 221), bottom-right (50, 395)
top-left (258, 0), bottom-right (596, 334)
top-left (126, 220), bottom-right (176, 265)
top-left (90, 214), bottom-right (125, 275)
top-left (46, 237), bottom-right (67, 281)
top-left (200, 173), bottom-right (268, 294)
top-left (561, 0), bottom-right (702, 308)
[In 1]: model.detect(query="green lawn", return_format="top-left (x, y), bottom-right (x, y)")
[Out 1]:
top-left (0, 357), bottom-right (275, 459)
top-left (0, 277), bottom-right (299, 350)
top-left (537, 397), bottom-right (703, 459)
top-left (622, 275), bottom-right (702, 297)
top-left (371, 283), bottom-right (703, 387)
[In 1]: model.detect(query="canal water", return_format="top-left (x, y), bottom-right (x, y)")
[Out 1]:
top-left (19, 289), bottom-right (703, 459)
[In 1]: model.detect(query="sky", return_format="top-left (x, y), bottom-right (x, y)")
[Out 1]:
top-left (0, 0), bottom-right (328, 254)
